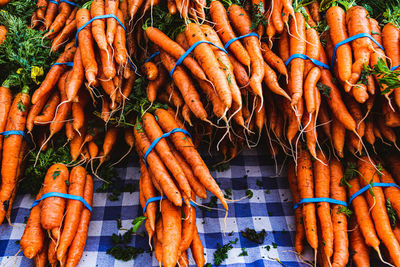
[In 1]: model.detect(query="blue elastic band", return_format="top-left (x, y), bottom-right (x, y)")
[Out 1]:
top-left (348, 182), bottom-right (400, 206)
top-left (170, 40), bottom-right (228, 77)
top-left (224, 32), bottom-right (259, 50)
top-left (285, 54), bottom-right (330, 69)
top-left (59, 0), bottom-right (79, 6)
top-left (48, 0), bottom-right (59, 5)
top-left (331, 33), bottom-right (385, 69)
top-left (32, 192), bottom-right (92, 212)
top-left (75, 14), bottom-right (126, 45)
top-left (293, 197), bottom-right (347, 210)
top-left (143, 196), bottom-right (196, 214)
top-left (391, 65), bottom-right (399, 71)
top-left (144, 128), bottom-right (192, 166)
top-left (52, 62), bottom-right (73, 68)
top-left (144, 52), bottom-right (160, 63)
top-left (0, 130), bottom-right (31, 144)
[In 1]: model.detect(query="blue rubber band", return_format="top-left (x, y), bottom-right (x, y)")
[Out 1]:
top-left (31, 192), bottom-right (92, 212)
top-left (0, 130), bottom-right (31, 144)
top-left (59, 0), bottom-right (79, 6)
top-left (170, 40), bottom-right (228, 77)
top-left (293, 197), bottom-right (347, 210)
top-left (224, 32), bottom-right (259, 50)
top-left (48, 0), bottom-right (59, 5)
top-left (285, 54), bottom-right (330, 69)
top-left (144, 51), bottom-right (160, 63)
top-left (391, 65), bottom-right (399, 71)
top-left (331, 33), bottom-right (385, 69)
top-left (52, 62), bottom-right (73, 68)
top-left (144, 128), bottom-right (192, 167)
top-left (143, 196), bottom-right (196, 214)
top-left (75, 14), bottom-right (126, 45)
top-left (348, 182), bottom-right (400, 206)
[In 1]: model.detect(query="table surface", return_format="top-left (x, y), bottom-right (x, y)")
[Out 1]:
top-left (0, 148), bottom-right (314, 267)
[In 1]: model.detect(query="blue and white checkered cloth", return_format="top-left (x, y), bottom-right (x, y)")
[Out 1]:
top-left (0, 149), bottom-right (313, 267)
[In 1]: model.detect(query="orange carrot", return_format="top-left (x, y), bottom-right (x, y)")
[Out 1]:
top-left (51, 19), bottom-right (77, 52)
top-left (113, 10), bottom-right (127, 67)
top-left (0, 25), bottom-right (7, 45)
top-left (34, 90), bottom-right (60, 125)
top-left (27, 91), bottom-right (50, 132)
top-left (66, 174), bottom-right (93, 267)
top-left (34, 237), bottom-right (48, 267)
top-left (179, 201), bottom-right (195, 253)
top-left (191, 225), bottom-right (205, 267)
top-left (139, 160), bottom-right (157, 231)
top-left (0, 87), bottom-right (13, 161)
top-left (161, 199), bottom-right (181, 267)
top-left (46, 2), bottom-right (71, 38)
top-left (44, 0), bottom-right (59, 30)
top-left (349, 216), bottom-right (370, 267)
top-left (261, 42), bottom-right (288, 76)
top-left (264, 61), bottom-right (291, 100)
top-left (143, 61), bottom-right (158, 81)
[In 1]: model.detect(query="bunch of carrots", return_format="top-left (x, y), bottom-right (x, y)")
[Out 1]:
top-left (20, 164), bottom-right (93, 267)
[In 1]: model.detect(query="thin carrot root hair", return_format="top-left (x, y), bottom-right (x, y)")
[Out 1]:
top-left (375, 246), bottom-right (395, 267)
top-left (34, 133), bottom-right (54, 167)
top-left (110, 146), bottom-right (133, 167)
top-left (353, 130), bottom-right (380, 172)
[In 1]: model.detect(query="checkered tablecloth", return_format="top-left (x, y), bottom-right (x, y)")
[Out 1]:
top-left (0, 148), bottom-right (314, 267)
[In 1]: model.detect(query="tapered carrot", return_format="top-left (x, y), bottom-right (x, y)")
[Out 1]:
top-left (159, 51), bottom-right (208, 121)
top-left (304, 28), bottom-right (320, 77)
top-left (0, 87), bottom-right (12, 160)
top-left (113, 10), bottom-right (127, 67)
top-left (349, 216), bottom-right (370, 267)
top-left (72, 90), bottom-right (89, 133)
top-left (288, 161), bottom-right (305, 253)
top-left (36, 0), bottom-right (47, 21)
top-left (331, 115), bottom-right (345, 158)
top-left (40, 164), bottom-right (69, 230)
top-left (57, 166), bottom-right (87, 262)
top-left (278, 29), bottom-right (290, 62)
top-left (147, 64), bottom-right (167, 103)
top-left (48, 238), bottom-right (57, 266)
top-left (264, 62), bottom-right (291, 100)
top-left (229, 54), bottom-right (249, 88)
top-left (51, 19), bottom-right (77, 52)
top-left (34, 237), bottom-right (48, 267)
top-left (44, 0), bottom-right (59, 30)
top-left (66, 6), bottom-right (78, 25)
top-left (261, 42), bottom-right (287, 76)
top-left (27, 91), bottom-right (50, 132)
top-left (34, 90), bottom-right (60, 125)
top-left (326, 6), bottom-right (352, 84)
top-left (66, 174), bottom-right (93, 267)
top-left (105, 0), bottom-right (119, 46)
top-left (330, 159), bottom-right (348, 267)
top-left (20, 189), bottom-right (44, 259)
top-left (70, 123), bottom-right (86, 161)
top-left (46, 2), bottom-right (71, 38)
top-left (134, 122), bottom-right (182, 207)
top-left (32, 44), bottom-right (76, 104)
top-left (155, 108), bottom-right (227, 210)
top-left (191, 225), bottom-right (205, 267)
top-left (0, 91), bottom-right (30, 224)
top-left (179, 201), bottom-right (195, 254)
top-left (165, 83), bottom-right (184, 111)
top-left (161, 199), bottom-right (181, 267)
top-left (139, 160), bottom-right (157, 231)
top-left (98, 126), bottom-right (119, 166)
top-left (229, 5), bottom-right (264, 102)
top-left (358, 157), bottom-right (400, 266)
top-left (145, 27), bottom-right (206, 80)
top-left (209, 1), bottom-right (250, 67)
top-left (271, 0), bottom-right (284, 34)
top-left (76, 8), bottom-right (98, 86)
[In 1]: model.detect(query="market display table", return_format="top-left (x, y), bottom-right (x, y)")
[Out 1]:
top-left (0, 149), bottom-right (312, 266)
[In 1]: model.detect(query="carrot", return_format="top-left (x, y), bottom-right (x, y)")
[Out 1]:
top-left (200, 24), bottom-right (242, 110)
top-left (358, 157), bottom-right (400, 266)
top-left (308, 1), bottom-right (320, 22)
top-left (65, 174), bottom-right (93, 267)
top-left (209, 1), bottom-right (250, 67)
top-left (264, 61), bottom-right (291, 100)
top-left (181, 104), bottom-right (192, 126)
top-left (379, 169), bottom-right (400, 219)
top-left (288, 12), bottom-right (306, 106)
top-left (278, 29), bottom-right (290, 62)
top-left (51, 19), bottom-right (77, 52)
top-left (113, 10), bottom-right (127, 67)
top-left (313, 151), bottom-right (333, 260)
top-left (229, 5), bottom-right (264, 102)
top-left (304, 28), bottom-right (320, 77)
top-left (0, 25), bottom-right (7, 45)
top-left (76, 8), bottom-right (98, 87)
top-left (72, 90), bottom-right (90, 133)
top-left (70, 123), bottom-right (86, 161)
top-left (128, 0), bottom-right (144, 19)
top-left (27, 91), bottom-right (50, 133)
top-left (40, 164), bottom-right (69, 230)
top-left (178, 250), bottom-right (189, 266)
top-left (349, 216), bottom-right (370, 267)
top-left (155, 108), bottom-right (228, 209)
top-left (0, 87), bottom-right (13, 160)
top-left (271, 0), bottom-right (284, 34)
top-left (0, 91), bottom-right (30, 224)
top-left (326, 6), bottom-right (352, 84)
top-left (32, 44), bottom-right (76, 104)
top-left (394, 224), bottom-right (400, 244)
top-left (57, 166), bottom-right (86, 262)
top-left (46, 2), bottom-right (72, 38)
top-left (377, 117), bottom-right (397, 145)
top-left (146, 64), bottom-right (167, 103)
top-left (20, 189), bottom-right (44, 259)
top-left (261, 42), bottom-right (287, 76)
top-left (318, 44), bottom-right (357, 132)
top-left (179, 201), bottom-right (195, 254)
top-left (34, 90), bottom-right (60, 125)
top-left (297, 148), bottom-right (318, 250)
top-left (190, 225), bottom-right (204, 267)
top-left (66, 6), bottom-right (78, 25)
top-left (304, 67), bottom-right (320, 114)
top-left (185, 23), bottom-right (232, 108)
top-left (159, 51), bottom-right (208, 121)
top-left (36, 0), bottom-right (48, 21)
top-left (364, 119), bottom-right (375, 147)
top-left (229, 54), bottom-right (250, 88)
top-left (165, 83), bottom-right (184, 110)
top-left (105, 0), bottom-right (119, 46)
top-left (303, 6), bottom-right (316, 27)
top-left (344, 6), bottom-right (373, 92)
top-left (145, 27), bottom-right (206, 80)
top-left (385, 154), bottom-right (400, 185)
top-left (139, 160), bottom-right (157, 231)
top-left (383, 100), bottom-right (400, 127)
top-left (288, 161), bottom-right (305, 253)
top-left (34, 237), bottom-right (48, 267)
top-left (44, 0), bottom-right (59, 30)
top-left (161, 199), bottom-right (181, 267)
top-left (265, 9), bottom-right (276, 44)
top-left (99, 126), bottom-right (119, 165)
top-left (48, 237), bottom-right (57, 266)
top-left (134, 122), bottom-right (182, 207)
top-left (330, 159), bottom-right (349, 267)
top-left (143, 61), bottom-right (158, 81)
